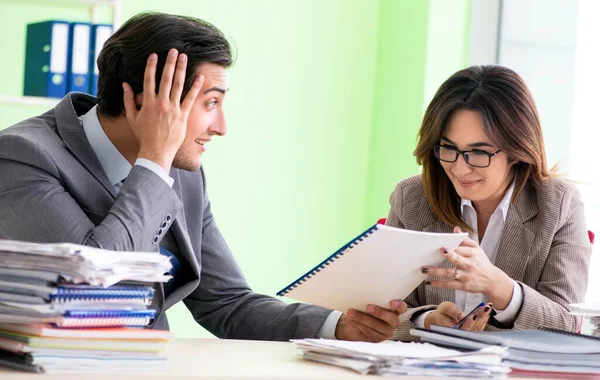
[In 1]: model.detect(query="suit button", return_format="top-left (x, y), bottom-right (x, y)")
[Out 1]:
top-left (161, 221), bottom-right (168, 229)
top-left (166, 214), bottom-right (172, 223)
top-left (157, 228), bottom-right (164, 236)
top-left (152, 235), bottom-right (159, 245)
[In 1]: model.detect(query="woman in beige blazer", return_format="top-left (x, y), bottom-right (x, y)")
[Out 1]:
top-left (388, 65), bottom-right (592, 341)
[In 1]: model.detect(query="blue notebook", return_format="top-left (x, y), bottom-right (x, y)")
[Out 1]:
top-left (50, 285), bottom-right (155, 305)
top-left (277, 224), bottom-right (466, 313)
top-left (55, 310), bottom-right (156, 328)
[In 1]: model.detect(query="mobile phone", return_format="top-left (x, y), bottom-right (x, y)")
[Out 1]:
top-left (453, 302), bottom-right (485, 329)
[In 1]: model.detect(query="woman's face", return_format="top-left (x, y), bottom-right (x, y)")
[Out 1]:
top-left (438, 109), bottom-right (514, 202)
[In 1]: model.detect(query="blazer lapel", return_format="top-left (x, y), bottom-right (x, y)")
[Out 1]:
top-left (54, 93), bottom-right (117, 198)
top-left (494, 183), bottom-right (537, 283)
top-left (164, 170), bottom-right (201, 309)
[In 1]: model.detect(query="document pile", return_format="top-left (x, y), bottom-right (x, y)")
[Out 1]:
top-left (412, 325), bottom-right (600, 376)
top-left (571, 303), bottom-right (600, 337)
top-left (293, 338), bottom-right (509, 378)
top-left (0, 240), bottom-right (172, 374)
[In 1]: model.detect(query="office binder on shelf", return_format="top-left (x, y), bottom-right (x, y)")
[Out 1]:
top-left (66, 22), bottom-right (91, 93)
top-left (277, 224), bottom-right (467, 313)
top-left (23, 20), bottom-right (70, 98)
top-left (89, 24), bottom-right (113, 95)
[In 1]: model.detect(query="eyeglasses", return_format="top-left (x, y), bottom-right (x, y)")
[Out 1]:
top-left (433, 144), bottom-right (502, 168)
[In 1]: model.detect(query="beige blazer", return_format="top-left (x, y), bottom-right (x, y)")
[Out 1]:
top-left (387, 175), bottom-right (592, 341)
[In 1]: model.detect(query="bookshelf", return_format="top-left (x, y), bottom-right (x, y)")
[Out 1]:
top-left (0, 0), bottom-right (122, 106)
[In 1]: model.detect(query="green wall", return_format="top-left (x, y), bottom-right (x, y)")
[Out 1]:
top-left (0, 0), bottom-right (470, 338)
top-left (365, 0), bottom-right (430, 223)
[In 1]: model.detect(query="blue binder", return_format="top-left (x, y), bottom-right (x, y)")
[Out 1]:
top-left (89, 23), bottom-right (113, 96)
top-left (66, 22), bottom-right (91, 93)
top-left (23, 20), bottom-right (70, 98)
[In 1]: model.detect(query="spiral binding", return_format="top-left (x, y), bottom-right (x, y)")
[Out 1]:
top-left (277, 224), bottom-right (380, 296)
top-left (54, 310), bottom-right (157, 328)
top-left (539, 327), bottom-right (600, 341)
top-left (52, 286), bottom-right (155, 299)
top-left (52, 296), bottom-right (152, 306)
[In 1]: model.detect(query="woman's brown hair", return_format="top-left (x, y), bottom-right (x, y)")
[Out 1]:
top-left (414, 65), bottom-right (553, 231)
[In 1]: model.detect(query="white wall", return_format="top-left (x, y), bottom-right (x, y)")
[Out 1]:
top-left (467, 0), bottom-right (599, 328)
top-left (498, 0), bottom-right (580, 172)
top-left (570, 0), bottom-right (600, 307)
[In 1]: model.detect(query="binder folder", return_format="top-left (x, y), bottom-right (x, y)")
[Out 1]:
top-left (66, 22), bottom-right (91, 93)
top-left (23, 20), bottom-right (70, 98)
top-left (89, 24), bottom-right (113, 96)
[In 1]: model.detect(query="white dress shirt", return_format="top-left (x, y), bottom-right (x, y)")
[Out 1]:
top-left (79, 105), bottom-right (342, 338)
top-left (415, 182), bottom-right (524, 327)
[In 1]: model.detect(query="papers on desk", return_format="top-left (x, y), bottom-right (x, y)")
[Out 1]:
top-left (411, 325), bottom-right (600, 376)
top-left (0, 239), bottom-right (172, 373)
top-left (571, 303), bottom-right (600, 337)
top-left (292, 338), bottom-right (509, 377)
top-left (0, 240), bottom-right (172, 287)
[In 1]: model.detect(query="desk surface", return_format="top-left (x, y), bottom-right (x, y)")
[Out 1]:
top-left (0, 338), bottom-right (571, 379)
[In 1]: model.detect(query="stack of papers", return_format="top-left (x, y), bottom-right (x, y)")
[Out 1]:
top-left (571, 303), bottom-right (600, 337)
top-left (412, 325), bottom-right (600, 376)
top-left (292, 339), bottom-right (509, 378)
top-left (0, 325), bottom-right (171, 373)
top-left (0, 240), bottom-right (172, 287)
top-left (0, 239), bottom-right (172, 373)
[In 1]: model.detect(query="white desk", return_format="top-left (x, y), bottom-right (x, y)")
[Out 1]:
top-left (0, 339), bottom-right (562, 379)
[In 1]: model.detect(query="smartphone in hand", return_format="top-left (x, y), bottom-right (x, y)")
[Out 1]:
top-left (453, 302), bottom-right (485, 329)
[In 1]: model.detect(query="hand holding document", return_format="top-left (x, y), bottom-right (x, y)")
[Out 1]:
top-left (278, 224), bottom-right (467, 312)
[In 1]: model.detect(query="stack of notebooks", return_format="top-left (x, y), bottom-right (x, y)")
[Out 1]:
top-left (293, 339), bottom-right (510, 378)
top-left (0, 240), bottom-right (172, 374)
top-left (411, 325), bottom-right (600, 376)
top-left (571, 303), bottom-right (600, 337)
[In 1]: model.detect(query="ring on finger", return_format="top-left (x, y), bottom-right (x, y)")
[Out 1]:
top-left (453, 268), bottom-right (460, 281)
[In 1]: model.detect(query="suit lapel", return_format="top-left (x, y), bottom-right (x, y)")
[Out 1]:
top-left (169, 170), bottom-right (199, 271)
top-left (54, 94), bottom-right (117, 198)
top-left (494, 183), bottom-right (537, 282)
top-left (163, 170), bottom-right (201, 309)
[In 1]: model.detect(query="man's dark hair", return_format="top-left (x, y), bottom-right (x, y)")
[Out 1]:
top-left (96, 12), bottom-right (233, 117)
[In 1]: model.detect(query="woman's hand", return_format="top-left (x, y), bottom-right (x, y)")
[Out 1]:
top-left (424, 301), bottom-right (494, 331)
top-left (422, 227), bottom-right (514, 310)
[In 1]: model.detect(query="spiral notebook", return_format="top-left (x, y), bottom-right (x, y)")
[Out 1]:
top-left (54, 310), bottom-right (156, 328)
top-left (277, 224), bottom-right (467, 312)
top-left (50, 285), bottom-right (155, 305)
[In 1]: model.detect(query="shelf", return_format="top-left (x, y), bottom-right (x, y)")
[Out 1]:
top-left (5, 0), bottom-right (122, 28)
top-left (0, 95), bottom-right (61, 107)
top-left (1, 0), bottom-right (122, 107)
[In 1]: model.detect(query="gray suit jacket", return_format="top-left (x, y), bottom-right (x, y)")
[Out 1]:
top-left (0, 93), bottom-right (332, 340)
top-left (387, 175), bottom-right (591, 341)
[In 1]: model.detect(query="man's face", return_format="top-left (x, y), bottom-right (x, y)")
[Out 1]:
top-left (173, 63), bottom-right (228, 171)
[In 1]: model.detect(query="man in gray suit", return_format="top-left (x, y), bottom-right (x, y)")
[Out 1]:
top-left (0, 12), bottom-right (406, 341)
